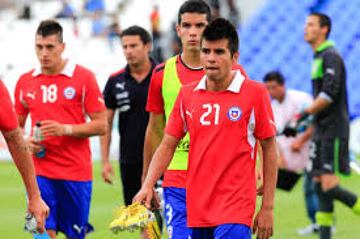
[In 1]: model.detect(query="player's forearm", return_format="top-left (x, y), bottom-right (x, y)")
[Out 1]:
top-left (3, 128), bottom-right (41, 200)
top-left (68, 111), bottom-right (107, 137)
top-left (260, 137), bottom-right (278, 210)
top-left (297, 126), bottom-right (313, 145)
top-left (306, 97), bottom-right (331, 115)
top-left (143, 134), bottom-right (178, 189)
top-left (100, 108), bottom-right (115, 164)
top-left (143, 147), bottom-right (173, 189)
top-left (142, 114), bottom-right (165, 179)
top-left (143, 137), bottom-right (154, 180)
top-left (70, 121), bottom-right (106, 137)
top-left (17, 114), bottom-right (28, 128)
top-left (100, 128), bottom-right (112, 165)
top-left (143, 127), bottom-right (163, 178)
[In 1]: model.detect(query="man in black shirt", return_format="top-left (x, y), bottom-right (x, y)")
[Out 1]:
top-left (303, 12), bottom-right (360, 239)
top-left (101, 26), bottom-right (156, 206)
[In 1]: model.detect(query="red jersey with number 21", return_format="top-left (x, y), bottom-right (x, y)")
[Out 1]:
top-left (165, 70), bottom-right (276, 227)
top-left (14, 61), bottom-right (105, 181)
top-left (146, 55), bottom-right (249, 188)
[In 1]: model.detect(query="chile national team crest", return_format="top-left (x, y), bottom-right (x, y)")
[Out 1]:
top-left (64, 86), bottom-right (76, 100)
top-left (227, 106), bottom-right (242, 122)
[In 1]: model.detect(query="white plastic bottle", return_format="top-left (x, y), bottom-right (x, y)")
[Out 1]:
top-left (33, 122), bottom-right (45, 158)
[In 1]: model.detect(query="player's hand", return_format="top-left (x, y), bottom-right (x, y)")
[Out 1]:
top-left (40, 120), bottom-right (66, 137)
top-left (102, 162), bottom-right (114, 184)
top-left (133, 186), bottom-right (160, 210)
top-left (290, 138), bottom-right (303, 152)
top-left (27, 137), bottom-right (43, 154)
top-left (27, 196), bottom-right (49, 233)
top-left (253, 207), bottom-right (274, 239)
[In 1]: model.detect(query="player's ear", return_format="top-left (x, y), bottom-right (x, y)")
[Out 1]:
top-left (232, 51), bottom-right (239, 63)
top-left (176, 24), bottom-right (181, 38)
top-left (320, 26), bottom-right (329, 39)
top-left (145, 42), bottom-right (152, 53)
top-left (60, 42), bottom-right (66, 53)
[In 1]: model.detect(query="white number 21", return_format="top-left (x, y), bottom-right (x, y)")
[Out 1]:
top-left (200, 103), bottom-right (220, 126)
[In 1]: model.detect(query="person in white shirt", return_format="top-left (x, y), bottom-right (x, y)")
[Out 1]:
top-left (264, 71), bottom-right (320, 236)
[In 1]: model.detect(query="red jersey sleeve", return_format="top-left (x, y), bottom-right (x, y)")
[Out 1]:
top-left (165, 88), bottom-right (187, 139)
top-left (0, 80), bottom-right (19, 131)
top-left (146, 65), bottom-right (165, 113)
top-left (83, 70), bottom-right (106, 114)
top-left (254, 84), bottom-right (276, 139)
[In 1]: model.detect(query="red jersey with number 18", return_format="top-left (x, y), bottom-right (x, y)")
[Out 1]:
top-left (165, 70), bottom-right (276, 227)
top-left (0, 80), bottom-right (18, 132)
top-left (14, 61), bottom-right (105, 181)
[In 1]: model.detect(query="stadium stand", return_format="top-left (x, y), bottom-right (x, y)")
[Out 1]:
top-left (239, 0), bottom-right (360, 118)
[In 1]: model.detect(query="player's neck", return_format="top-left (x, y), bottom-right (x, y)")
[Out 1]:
top-left (278, 91), bottom-right (286, 103)
top-left (129, 59), bottom-right (151, 83)
top-left (207, 71), bottom-right (235, 92)
top-left (278, 95), bottom-right (285, 103)
top-left (42, 59), bottom-right (67, 75)
top-left (181, 51), bottom-right (202, 69)
top-left (311, 37), bottom-right (326, 52)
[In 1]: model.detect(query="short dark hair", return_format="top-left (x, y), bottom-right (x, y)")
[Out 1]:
top-left (178, 0), bottom-right (211, 24)
top-left (36, 19), bottom-right (63, 42)
top-left (263, 71), bottom-right (285, 85)
top-left (310, 12), bottom-right (331, 39)
top-left (120, 25), bottom-right (152, 44)
top-left (201, 18), bottom-right (239, 56)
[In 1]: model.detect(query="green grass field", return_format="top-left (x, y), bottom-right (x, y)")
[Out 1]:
top-left (1, 160), bottom-right (359, 239)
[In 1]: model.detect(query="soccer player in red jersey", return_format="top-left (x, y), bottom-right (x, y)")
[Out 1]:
top-left (142, 2), bottom-right (211, 238)
top-left (0, 80), bottom-right (49, 233)
top-left (135, 18), bottom-right (278, 239)
top-left (14, 20), bottom-right (107, 239)
top-left (141, 1), bottom-right (248, 238)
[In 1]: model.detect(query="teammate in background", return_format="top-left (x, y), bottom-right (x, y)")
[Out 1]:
top-left (101, 26), bottom-right (156, 206)
top-left (303, 13), bottom-right (360, 239)
top-left (0, 80), bottom-right (49, 234)
top-left (263, 72), bottom-right (319, 236)
top-left (135, 18), bottom-right (278, 239)
top-left (141, 1), bottom-right (211, 238)
top-left (14, 20), bottom-right (107, 239)
top-left (150, 5), bottom-right (163, 62)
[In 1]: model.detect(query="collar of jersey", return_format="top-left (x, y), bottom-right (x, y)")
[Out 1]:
top-left (316, 40), bottom-right (335, 53)
top-left (32, 59), bottom-right (76, 77)
top-left (194, 70), bottom-right (245, 93)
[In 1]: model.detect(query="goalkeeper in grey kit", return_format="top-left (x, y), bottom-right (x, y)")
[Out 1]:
top-left (302, 12), bottom-right (360, 239)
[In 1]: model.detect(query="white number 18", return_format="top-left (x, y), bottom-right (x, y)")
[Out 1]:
top-left (40, 84), bottom-right (58, 103)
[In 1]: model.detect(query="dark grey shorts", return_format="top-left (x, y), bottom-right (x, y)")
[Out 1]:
top-left (309, 138), bottom-right (350, 176)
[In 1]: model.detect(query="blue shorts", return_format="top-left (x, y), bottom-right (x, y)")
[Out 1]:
top-left (164, 187), bottom-right (191, 239)
top-left (36, 176), bottom-right (93, 239)
top-left (191, 224), bottom-right (251, 239)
